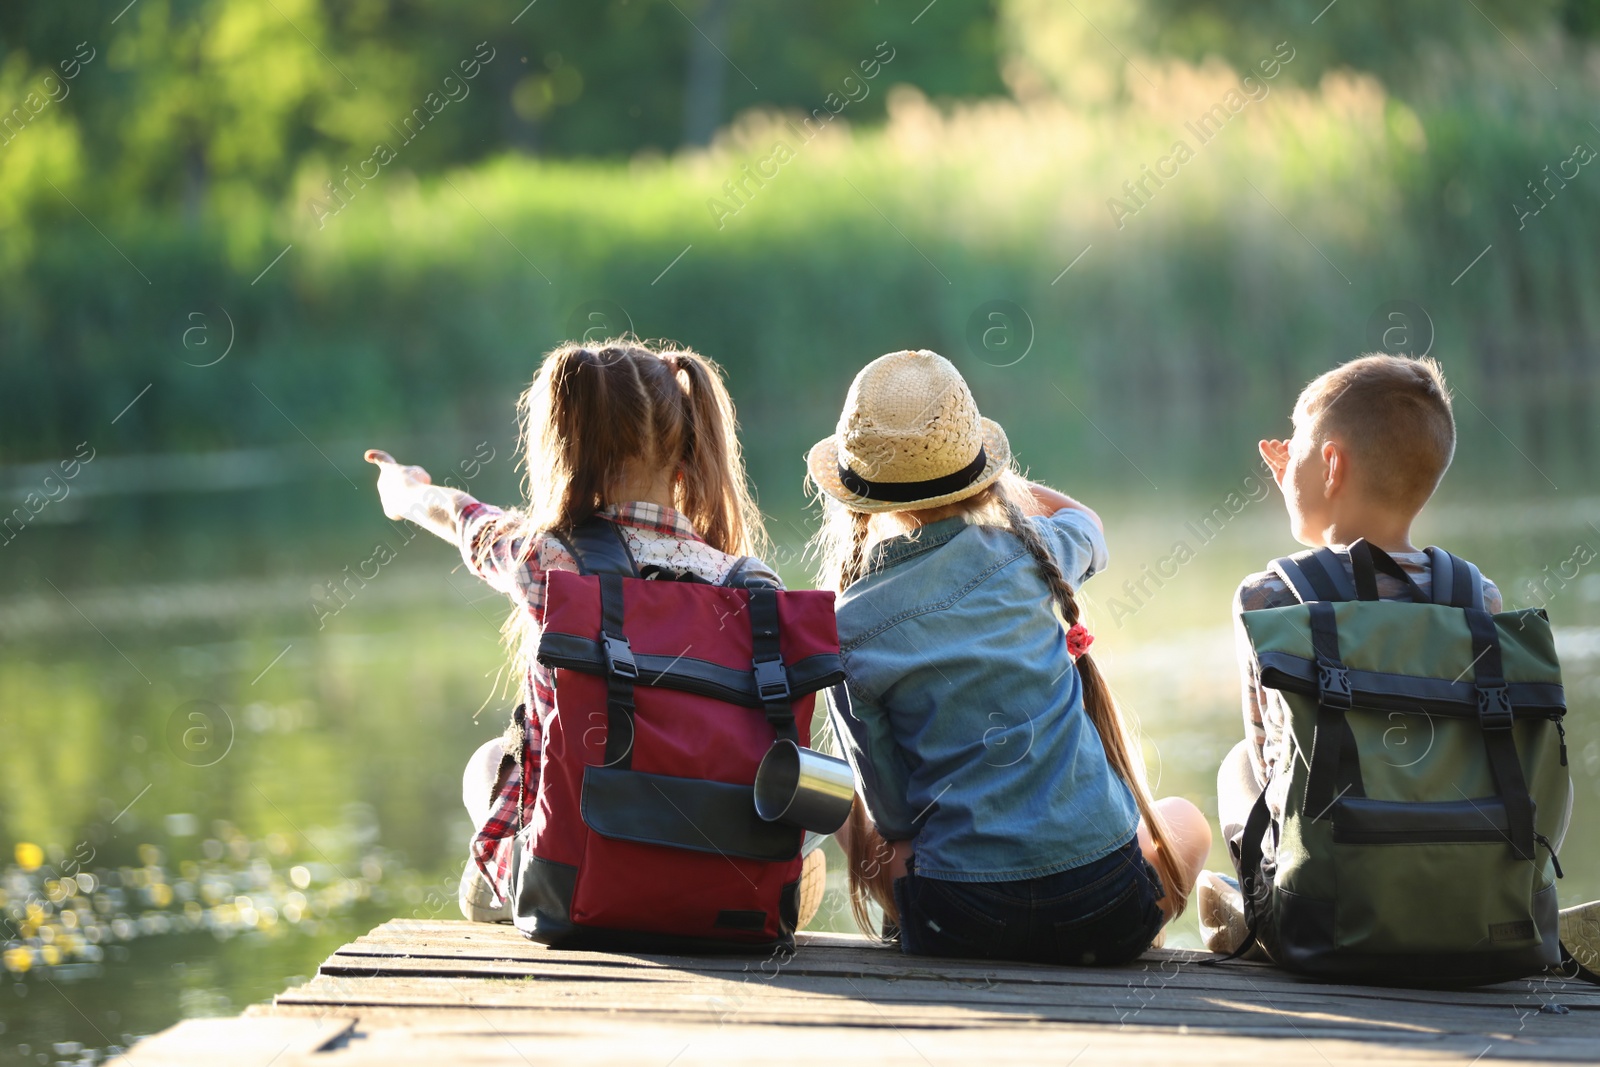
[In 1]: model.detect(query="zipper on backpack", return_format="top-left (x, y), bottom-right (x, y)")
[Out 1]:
top-left (1535, 833), bottom-right (1564, 878)
top-left (1555, 717), bottom-right (1568, 766)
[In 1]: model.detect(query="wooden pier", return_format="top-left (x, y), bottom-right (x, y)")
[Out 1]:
top-left (123, 919), bottom-right (1599, 1065)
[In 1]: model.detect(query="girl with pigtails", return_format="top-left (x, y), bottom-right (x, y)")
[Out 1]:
top-left (365, 339), bottom-right (826, 924)
top-left (808, 350), bottom-right (1210, 963)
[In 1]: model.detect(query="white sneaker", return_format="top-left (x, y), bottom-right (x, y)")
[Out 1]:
top-left (1197, 869), bottom-right (1251, 956)
top-left (458, 859), bottom-right (512, 924)
top-left (1559, 900), bottom-right (1600, 978)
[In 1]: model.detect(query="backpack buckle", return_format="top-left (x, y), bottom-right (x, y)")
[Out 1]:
top-left (1317, 663), bottom-right (1351, 709)
top-left (753, 657), bottom-right (791, 704)
top-left (602, 634), bottom-right (639, 682)
top-left (1476, 684), bottom-right (1514, 730)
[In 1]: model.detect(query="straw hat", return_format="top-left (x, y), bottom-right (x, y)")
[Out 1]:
top-left (807, 350), bottom-right (1010, 514)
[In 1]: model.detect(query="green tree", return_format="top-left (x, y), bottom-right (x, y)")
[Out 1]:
top-left (999, 0), bottom-right (1583, 105)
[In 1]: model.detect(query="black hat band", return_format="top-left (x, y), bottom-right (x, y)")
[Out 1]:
top-left (837, 446), bottom-right (988, 503)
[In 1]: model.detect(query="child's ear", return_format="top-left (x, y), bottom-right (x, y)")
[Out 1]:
top-left (1322, 440), bottom-right (1343, 497)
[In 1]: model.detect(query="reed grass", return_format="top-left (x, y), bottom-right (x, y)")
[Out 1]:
top-left (4, 48), bottom-right (1596, 496)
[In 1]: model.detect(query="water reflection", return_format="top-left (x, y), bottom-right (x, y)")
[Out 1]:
top-left (1, 812), bottom-right (461, 1065)
top-left (5, 825), bottom-right (386, 975)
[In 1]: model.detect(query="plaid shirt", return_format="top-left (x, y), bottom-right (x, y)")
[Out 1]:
top-left (457, 500), bottom-right (754, 901)
top-left (1234, 548), bottom-right (1502, 844)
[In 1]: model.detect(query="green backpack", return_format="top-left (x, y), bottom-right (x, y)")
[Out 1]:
top-left (1230, 539), bottom-right (1575, 986)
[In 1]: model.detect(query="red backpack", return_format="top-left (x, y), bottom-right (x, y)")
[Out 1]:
top-left (511, 519), bottom-right (844, 952)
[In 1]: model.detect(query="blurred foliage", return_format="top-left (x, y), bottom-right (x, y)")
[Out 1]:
top-left (0, 0), bottom-right (1002, 216)
top-left (999, 0), bottom-right (1600, 104)
top-left (6, 71), bottom-right (1598, 494)
top-left (0, 0), bottom-right (1597, 495)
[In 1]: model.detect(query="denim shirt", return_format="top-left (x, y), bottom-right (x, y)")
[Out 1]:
top-left (826, 508), bottom-right (1139, 882)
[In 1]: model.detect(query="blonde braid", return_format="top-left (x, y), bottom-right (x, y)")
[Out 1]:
top-left (997, 489), bottom-right (1080, 625)
top-left (842, 510), bottom-right (872, 588)
top-left (996, 482), bottom-right (1193, 915)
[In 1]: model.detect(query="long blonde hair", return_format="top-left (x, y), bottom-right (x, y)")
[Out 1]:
top-left (810, 470), bottom-right (1192, 932)
top-left (482, 338), bottom-right (767, 684)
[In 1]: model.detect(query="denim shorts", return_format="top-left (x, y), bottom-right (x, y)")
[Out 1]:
top-left (891, 838), bottom-right (1165, 966)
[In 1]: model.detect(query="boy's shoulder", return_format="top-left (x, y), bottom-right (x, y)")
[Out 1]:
top-left (1234, 568), bottom-right (1299, 615)
top-left (1233, 546), bottom-right (1504, 616)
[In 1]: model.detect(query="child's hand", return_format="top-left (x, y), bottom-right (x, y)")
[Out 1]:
top-left (1259, 439), bottom-right (1290, 486)
top-left (365, 449), bottom-right (434, 520)
top-left (1025, 480), bottom-right (1103, 533)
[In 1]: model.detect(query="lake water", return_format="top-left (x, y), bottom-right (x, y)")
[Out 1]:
top-left (2, 447), bottom-right (1597, 1065)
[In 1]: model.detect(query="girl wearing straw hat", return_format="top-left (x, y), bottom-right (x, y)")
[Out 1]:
top-left (808, 350), bottom-right (1210, 963)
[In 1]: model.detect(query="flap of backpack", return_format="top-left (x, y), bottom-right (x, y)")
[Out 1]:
top-left (541, 632), bottom-right (844, 705)
top-left (1241, 602), bottom-right (1565, 716)
top-left (580, 766), bottom-right (801, 863)
top-left (537, 572), bottom-right (845, 705)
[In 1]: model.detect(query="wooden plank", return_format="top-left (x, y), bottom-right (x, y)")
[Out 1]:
top-left (319, 933), bottom-right (1600, 1011)
top-left (322, 939), bottom-right (1600, 997)
top-left (311, 950), bottom-right (1600, 1017)
top-left (347, 922), bottom-right (1599, 998)
top-left (120, 918), bottom-right (1599, 1066)
top-left (273, 972), bottom-right (1597, 1044)
top-left (113, 1015), bottom-right (354, 1067)
top-left (247, 1006), bottom-right (1600, 1066)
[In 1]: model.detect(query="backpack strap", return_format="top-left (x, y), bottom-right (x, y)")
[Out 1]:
top-left (596, 572), bottom-right (639, 769)
top-left (548, 520), bottom-right (642, 769)
top-left (550, 519), bottom-right (640, 577)
top-left (1426, 546), bottom-right (1456, 606)
top-left (1349, 539), bottom-right (1427, 602)
top-left (1425, 546), bottom-right (1486, 611)
top-left (1300, 601), bottom-right (1366, 820)
top-left (1271, 548), bottom-right (1356, 604)
top-left (747, 587), bottom-right (799, 745)
top-left (1203, 788), bottom-right (1273, 965)
top-left (1459, 558), bottom-right (1486, 611)
top-left (1463, 606), bottom-right (1536, 860)
top-left (1425, 545), bottom-right (1520, 860)
top-left (726, 555), bottom-right (782, 590)
top-left (1269, 556), bottom-right (1319, 604)
top-left (730, 558), bottom-right (795, 743)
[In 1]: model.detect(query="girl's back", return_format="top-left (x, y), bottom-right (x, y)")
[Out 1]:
top-left (810, 349), bottom-right (1210, 964)
top-left (832, 509), bottom-right (1138, 881)
top-left (365, 339), bottom-right (819, 928)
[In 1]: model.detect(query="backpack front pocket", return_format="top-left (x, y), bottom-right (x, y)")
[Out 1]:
top-left (1330, 796), bottom-right (1539, 954)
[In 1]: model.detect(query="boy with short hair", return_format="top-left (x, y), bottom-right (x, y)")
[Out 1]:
top-left (1197, 354), bottom-right (1595, 957)
top-left (1220, 355), bottom-right (1498, 859)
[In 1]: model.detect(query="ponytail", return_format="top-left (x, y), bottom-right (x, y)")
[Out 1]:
top-left (487, 338), bottom-right (769, 700)
top-left (662, 349), bottom-right (766, 560)
top-left (995, 481), bottom-right (1193, 916)
top-left (534, 345), bottom-right (628, 528)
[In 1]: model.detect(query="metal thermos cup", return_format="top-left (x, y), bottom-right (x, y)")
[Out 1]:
top-left (753, 739), bottom-right (855, 834)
